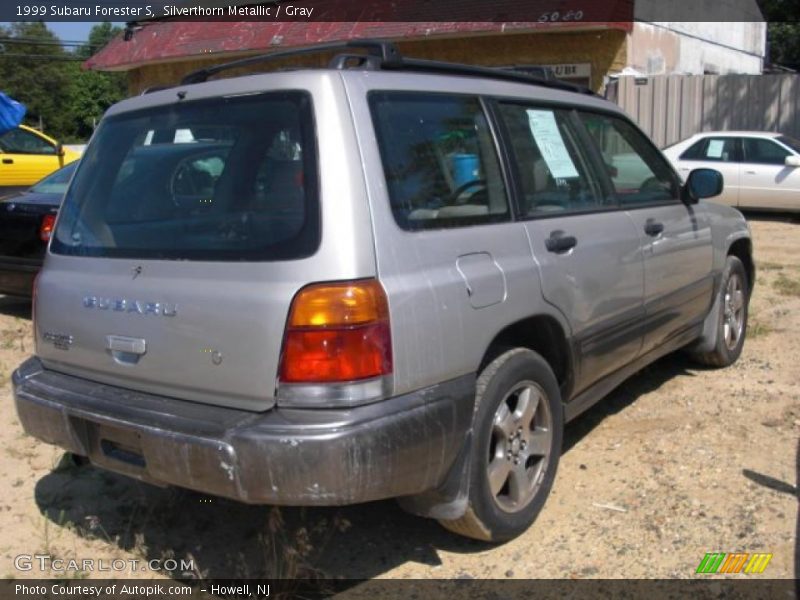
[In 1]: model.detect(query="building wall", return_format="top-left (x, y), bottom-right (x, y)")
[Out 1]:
top-left (126, 29), bottom-right (628, 95)
top-left (626, 21), bottom-right (766, 76)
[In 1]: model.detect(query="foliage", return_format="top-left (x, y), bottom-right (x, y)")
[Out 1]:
top-left (0, 22), bottom-right (127, 142)
top-left (758, 0), bottom-right (800, 70)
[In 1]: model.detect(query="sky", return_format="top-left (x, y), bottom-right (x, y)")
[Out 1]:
top-left (0, 21), bottom-right (125, 42)
top-left (48, 21), bottom-right (124, 42)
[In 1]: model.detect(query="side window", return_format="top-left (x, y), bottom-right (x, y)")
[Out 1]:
top-left (498, 103), bottom-right (605, 216)
top-left (0, 128), bottom-right (56, 155)
top-left (369, 92), bottom-right (510, 230)
top-left (680, 137), bottom-right (739, 162)
top-left (743, 138), bottom-right (791, 165)
top-left (580, 112), bottom-right (679, 206)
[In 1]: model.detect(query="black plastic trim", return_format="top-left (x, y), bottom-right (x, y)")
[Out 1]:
top-left (13, 359), bottom-right (476, 506)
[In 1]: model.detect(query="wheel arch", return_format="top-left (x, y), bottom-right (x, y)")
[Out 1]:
top-left (480, 314), bottom-right (573, 400)
top-left (728, 237), bottom-right (754, 292)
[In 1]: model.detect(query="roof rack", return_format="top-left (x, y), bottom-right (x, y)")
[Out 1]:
top-left (180, 39), bottom-right (401, 85)
top-left (177, 39), bottom-right (594, 95)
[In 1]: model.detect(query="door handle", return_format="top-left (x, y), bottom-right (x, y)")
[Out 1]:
top-left (1, 158), bottom-right (12, 164)
top-left (644, 219), bottom-right (664, 237)
top-left (106, 335), bottom-right (146, 365)
top-left (106, 335), bottom-right (146, 354)
top-left (545, 230), bottom-right (577, 253)
top-left (745, 170), bottom-right (756, 175)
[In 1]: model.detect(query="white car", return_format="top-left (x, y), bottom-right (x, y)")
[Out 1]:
top-left (663, 131), bottom-right (800, 212)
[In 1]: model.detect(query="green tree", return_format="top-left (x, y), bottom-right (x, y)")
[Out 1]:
top-left (0, 22), bottom-right (127, 142)
top-left (77, 22), bottom-right (121, 59)
top-left (758, 0), bottom-right (800, 69)
top-left (68, 23), bottom-right (127, 139)
top-left (0, 22), bottom-right (74, 139)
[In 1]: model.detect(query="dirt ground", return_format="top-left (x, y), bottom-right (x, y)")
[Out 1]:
top-left (0, 216), bottom-right (797, 582)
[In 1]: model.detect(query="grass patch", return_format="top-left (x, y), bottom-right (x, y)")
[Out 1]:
top-left (0, 325), bottom-right (27, 352)
top-left (773, 273), bottom-right (800, 297)
top-left (748, 320), bottom-right (773, 338)
top-left (759, 261), bottom-right (785, 271)
top-left (5, 445), bottom-right (37, 461)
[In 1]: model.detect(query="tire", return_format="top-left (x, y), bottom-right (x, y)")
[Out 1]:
top-left (438, 348), bottom-right (563, 542)
top-left (692, 255), bottom-right (750, 368)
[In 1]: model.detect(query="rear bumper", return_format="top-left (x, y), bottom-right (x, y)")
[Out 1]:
top-left (13, 357), bottom-right (474, 505)
top-left (0, 257), bottom-right (40, 297)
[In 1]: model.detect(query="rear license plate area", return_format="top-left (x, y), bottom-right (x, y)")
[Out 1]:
top-left (88, 422), bottom-right (147, 469)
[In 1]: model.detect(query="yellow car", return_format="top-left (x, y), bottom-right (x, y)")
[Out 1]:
top-left (0, 125), bottom-right (80, 189)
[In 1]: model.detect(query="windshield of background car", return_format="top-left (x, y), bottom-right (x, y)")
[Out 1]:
top-left (30, 162), bottom-right (77, 195)
top-left (51, 91), bottom-right (318, 261)
top-left (778, 135), bottom-right (800, 154)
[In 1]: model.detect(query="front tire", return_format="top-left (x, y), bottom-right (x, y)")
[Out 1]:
top-left (439, 348), bottom-right (563, 542)
top-left (692, 255), bottom-right (749, 367)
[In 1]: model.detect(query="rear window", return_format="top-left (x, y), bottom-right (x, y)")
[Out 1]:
top-left (30, 161), bottom-right (78, 195)
top-left (52, 91), bottom-right (318, 261)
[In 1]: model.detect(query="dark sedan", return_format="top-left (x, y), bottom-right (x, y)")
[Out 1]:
top-left (0, 161), bottom-right (76, 297)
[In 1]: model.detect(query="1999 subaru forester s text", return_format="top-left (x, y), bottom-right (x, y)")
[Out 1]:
top-left (13, 42), bottom-right (753, 542)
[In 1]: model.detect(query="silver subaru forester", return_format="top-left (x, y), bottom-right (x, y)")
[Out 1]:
top-left (13, 41), bottom-right (753, 542)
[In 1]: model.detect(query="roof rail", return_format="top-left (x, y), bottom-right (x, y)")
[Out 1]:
top-left (141, 85), bottom-right (174, 95)
top-left (398, 58), bottom-right (591, 94)
top-left (178, 38), bottom-right (594, 95)
top-left (181, 39), bottom-right (402, 85)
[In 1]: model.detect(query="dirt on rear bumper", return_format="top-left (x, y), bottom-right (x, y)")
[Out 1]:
top-left (13, 357), bottom-right (474, 505)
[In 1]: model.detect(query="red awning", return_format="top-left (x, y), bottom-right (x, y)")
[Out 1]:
top-left (86, 18), bottom-right (634, 71)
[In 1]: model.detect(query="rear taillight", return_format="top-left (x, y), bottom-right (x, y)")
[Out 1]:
top-left (39, 213), bottom-right (56, 242)
top-left (278, 279), bottom-right (392, 384)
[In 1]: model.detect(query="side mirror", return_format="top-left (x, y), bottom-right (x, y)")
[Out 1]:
top-left (785, 155), bottom-right (800, 168)
top-left (685, 168), bottom-right (723, 203)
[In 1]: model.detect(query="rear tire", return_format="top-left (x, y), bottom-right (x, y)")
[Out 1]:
top-left (691, 255), bottom-right (749, 368)
top-left (438, 348), bottom-right (563, 542)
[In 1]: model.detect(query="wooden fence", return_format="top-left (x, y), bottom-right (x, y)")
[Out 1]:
top-left (606, 74), bottom-right (800, 148)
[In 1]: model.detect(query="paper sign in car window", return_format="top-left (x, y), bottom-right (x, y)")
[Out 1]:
top-left (527, 110), bottom-right (579, 179)
top-left (706, 139), bottom-right (725, 159)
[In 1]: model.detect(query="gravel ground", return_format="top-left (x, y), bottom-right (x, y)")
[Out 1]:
top-left (0, 215), bottom-right (797, 582)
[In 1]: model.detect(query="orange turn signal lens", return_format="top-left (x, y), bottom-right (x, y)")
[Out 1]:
top-left (279, 280), bottom-right (392, 384)
top-left (288, 280), bottom-right (389, 328)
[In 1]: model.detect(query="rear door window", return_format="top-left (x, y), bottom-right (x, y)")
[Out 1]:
top-left (369, 92), bottom-right (510, 230)
top-left (52, 91), bottom-right (318, 261)
top-left (742, 137), bottom-right (791, 165)
top-left (497, 103), bottom-right (606, 216)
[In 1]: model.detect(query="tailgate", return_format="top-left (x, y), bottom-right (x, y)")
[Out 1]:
top-left (34, 257), bottom-right (301, 411)
top-left (35, 89), bottom-right (323, 412)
